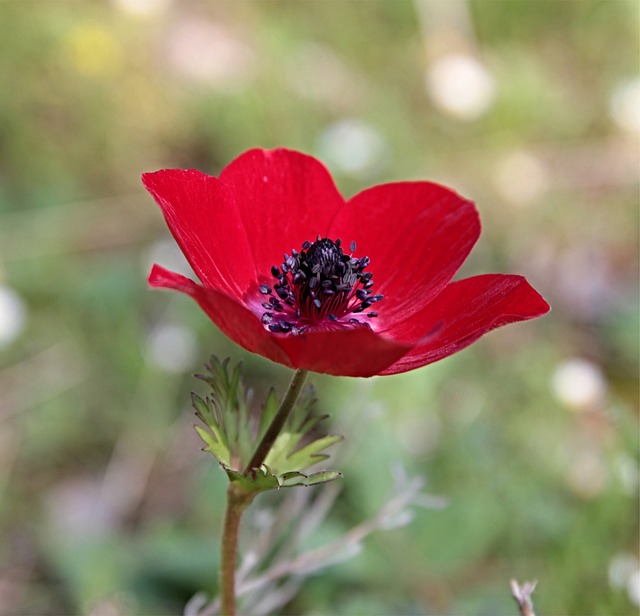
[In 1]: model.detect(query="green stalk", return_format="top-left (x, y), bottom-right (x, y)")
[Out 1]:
top-left (219, 368), bottom-right (309, 615)
top-left (244, 369), bottom-right (309, 473)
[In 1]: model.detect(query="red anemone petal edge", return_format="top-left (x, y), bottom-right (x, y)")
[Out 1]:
top-left (378, 274), bottom-right (550, 375)
top-left (148, 264), bottom-right (411, 377)
top-left (144, 148), bottom-right (550, 377)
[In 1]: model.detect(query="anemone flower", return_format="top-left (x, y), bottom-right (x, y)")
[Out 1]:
top-left (143, 148), bottom-right (549, 377)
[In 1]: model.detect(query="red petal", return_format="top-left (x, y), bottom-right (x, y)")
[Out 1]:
top-left (149, 265), bottom-right (411, 377)
top-left (329, 182), bottom-right (480, 325)
top-left (219, 148), bottom-right (346, 278)
top-left (142, 169), bottom-right (254, 300)
top-left (379, 274), bottom-right (550, 375)
top-left (276, 328), bottom-right (412, 377)
top-left (148, 265), bottom-right (293, 367)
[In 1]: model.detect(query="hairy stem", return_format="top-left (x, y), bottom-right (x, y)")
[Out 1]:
top-left (219, 368), bottom-right (310, 615)
top-left (220, 485), bottom-right (253, 616)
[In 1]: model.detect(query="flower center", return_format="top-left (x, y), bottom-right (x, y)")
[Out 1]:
top-left (259, 237), bottom-right (383, 334)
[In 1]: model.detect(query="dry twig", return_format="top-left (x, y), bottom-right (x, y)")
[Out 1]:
top-left (510, 578), bottom-right (537, 616)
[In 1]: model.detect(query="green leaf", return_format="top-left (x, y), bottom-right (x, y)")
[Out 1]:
top-left (225, 466), bottom-right (279, 493)
top-left (194, 425), bottom-right (230, 467)
top-left (298, 413), bottom-right (331, 436)
top-left (192, 357), bottom-right (343, 490)
top-left (264, 431), bottom-right (304, 467)
top-left (193, 356), bottom-right (254, 469)
top-left (279, 470), bottom-right (343, 487)
top-left (222, 465), bottom-right (342, 494)
top-left (192, 392), bottom-right (228, 451)
top-left (281, 434), bottom-right (344, 472)
top-left (257, 388), bottom-right (279, 443)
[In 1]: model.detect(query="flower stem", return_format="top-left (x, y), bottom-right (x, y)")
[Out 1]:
top-left (244, 368), bottom-right (309, 473)
top-left (220, 484), bottom-right (253, 616)
top-left (219, 368), bottom-right (309, 615)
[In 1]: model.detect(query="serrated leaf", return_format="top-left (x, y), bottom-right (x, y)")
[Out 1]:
top-left (225, 466), bottom-right (279, 493)
top-left (298, 413), bottom-right (330, 436)
top-left (192, 393), bottom-right (229, 451)
top-left (191, 392), bottom-right (209, 418)
top-left (192, 356), bottom-right (256, 471)
top-left (265, 432), bottom-right (343, 475)
top-left (225, 361), bottom-right (242, 445)
top-left (282, 434), bottom-right (343, 472)
top-left (228, 360), bottom-right (240, 397)
top-left (262, 431), bottom-right (302, 471)
top-left (194, 425), bottom-right (231, 467)
top-left (278, 471), bottom-right (307, 483)
top-left (279, 470), bottom-right (342, 487)
top-left (192, 357), bottom-right (343, 488)
top-left (257, 388), bottom-right (279, 443)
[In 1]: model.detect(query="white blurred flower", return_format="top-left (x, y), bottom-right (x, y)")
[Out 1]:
top-left (166, 17), bottom-right (255, 89)
top-left (493, 149), bottom-right (550, 207)
top-left (317, 119), bottom-right (387, 178)
top-left (425, 53), bottom-right (496, 120)
top-left (609, 553), bottom-right (640, 606)
top-left (146, 323), bottom-right (198, 373)
top-left (551, 358), bottom-right (606, 410)
top-left (628, 569), bottom-right (640, 607)
top-left (0, 285), bottom-right (27, 348)
top-left (609, 553), bottom-right (639, 589)
top-left (610, 77), bottom-right (640, 134)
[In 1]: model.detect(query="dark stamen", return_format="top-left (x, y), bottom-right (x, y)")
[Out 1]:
top-left (259, 237), bottom-right (382, 334)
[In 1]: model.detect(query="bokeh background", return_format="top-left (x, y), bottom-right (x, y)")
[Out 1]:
top-left (1, 1), bottom-right (638, 614)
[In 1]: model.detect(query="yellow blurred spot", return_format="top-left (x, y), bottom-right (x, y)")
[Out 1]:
top-left (64, 24), bottom-right (123, 77)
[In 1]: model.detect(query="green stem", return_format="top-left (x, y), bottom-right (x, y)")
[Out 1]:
top-left (219, 368), bottom-right (309, 615)
top-left (244, 368), bottom-right (309, 473)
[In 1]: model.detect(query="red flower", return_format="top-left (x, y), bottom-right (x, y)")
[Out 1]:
top-left (143, 148), bottom-right (549, 377)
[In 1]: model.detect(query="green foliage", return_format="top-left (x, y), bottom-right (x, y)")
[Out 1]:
top-left (194, 356), bottom-right (342, 494)
top-left (193, 356), bottom-right (253, 469)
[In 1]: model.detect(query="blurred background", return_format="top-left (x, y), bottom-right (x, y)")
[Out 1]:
top-left (0, 0), bottom-right (638, 614)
